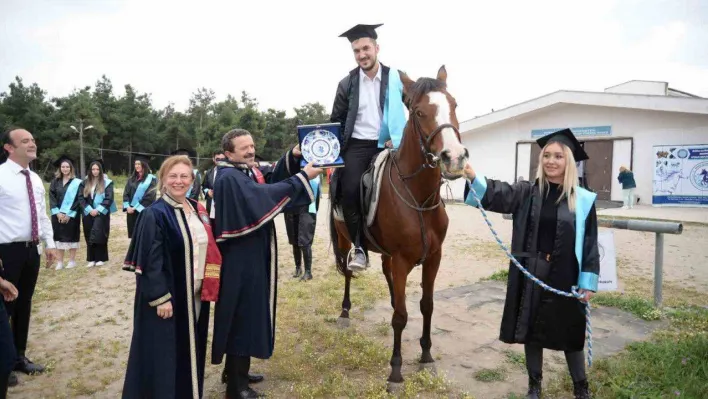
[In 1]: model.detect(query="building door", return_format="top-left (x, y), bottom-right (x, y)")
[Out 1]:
top-left (583, 140), bottom-right (613, 201)
top-left (529, 144), bottom-right (541, 180)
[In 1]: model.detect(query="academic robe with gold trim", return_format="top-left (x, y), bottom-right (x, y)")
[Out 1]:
top-left (211, 150), bottom-right (314, 364)
top-left (121, 196), bottom-right (212, 399)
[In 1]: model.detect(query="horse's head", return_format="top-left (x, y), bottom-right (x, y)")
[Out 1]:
top-left (400, 66), bottom-right (468, 180)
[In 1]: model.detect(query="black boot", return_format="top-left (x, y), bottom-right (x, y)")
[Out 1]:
top-left (342, 206), bottom-right (367, 271)
top-left (292, 245), bottom-right (302, 278)
top-left (526, 373), bottom-right (542, 399)
top-left (300, 245), bottom-right (313, 281)
top-left (573, 379), bottom-right (590, 399)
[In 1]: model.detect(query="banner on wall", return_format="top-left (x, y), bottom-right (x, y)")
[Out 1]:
top-left (531, 125), bottom-right (612, 138)
top-left (597, 230), bottom-right (618, 292)
top-left (652, 144), bottom-right (708, 207)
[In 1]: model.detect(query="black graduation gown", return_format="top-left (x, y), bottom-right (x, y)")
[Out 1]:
top-left (123, 174), bottom-right (158, 238)
top-left (122, 197), bottom-right (210, 399)
top-left (79, 181), bottom-right (114, 245)
top-left (211, 152), bottom-right (315, 364)
top-left (49, 177), bottom-right (82, 243)
top-left (471, 178), bottom-right (600, 352)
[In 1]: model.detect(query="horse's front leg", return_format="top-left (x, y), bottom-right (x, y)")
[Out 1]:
top-left (382, 255), bottom-right (394, 309)
top-left (388, 256), bottom-right (409, 388)
top-left (419, 250), bottom-right (441, 367)
top-left (337, 269), bottom-right (352, 328)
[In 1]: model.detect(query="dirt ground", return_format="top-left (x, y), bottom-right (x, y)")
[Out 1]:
top-left (7, 201), bottom-right (708, 398)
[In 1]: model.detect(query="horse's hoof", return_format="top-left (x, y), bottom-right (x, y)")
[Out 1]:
top-left (386, 381), bottom-right (404, 394)
top-left (336, 317), bottom-right (351, 329)
top-left (418, 362), bottom-right (437, 374)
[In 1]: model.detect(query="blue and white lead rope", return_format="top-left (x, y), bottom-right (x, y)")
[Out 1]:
top-left (467, 182), bottom-right (593, 367)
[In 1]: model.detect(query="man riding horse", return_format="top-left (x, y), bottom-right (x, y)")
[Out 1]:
top-left (329, 23), bottom-right (407, 271)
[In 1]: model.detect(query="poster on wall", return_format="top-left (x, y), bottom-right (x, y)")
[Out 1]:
top-left (597, 230), bottom-right (618, 292)
top-left (652, 144), bottom-right (708, 207)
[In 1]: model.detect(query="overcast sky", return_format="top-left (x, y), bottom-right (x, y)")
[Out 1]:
top-left (1, 0), bottom-right (706, 123)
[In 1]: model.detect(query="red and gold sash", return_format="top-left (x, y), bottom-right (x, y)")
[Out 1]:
top-left (195, 201), bottom-right (222, 302)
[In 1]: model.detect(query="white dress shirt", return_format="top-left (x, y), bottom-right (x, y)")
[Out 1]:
top-left (209, 167), bottom-right (217, 219)
top-left (0, 159), bottom-right (55, 251)
top-left (352, 64), bottom-right (383, 141)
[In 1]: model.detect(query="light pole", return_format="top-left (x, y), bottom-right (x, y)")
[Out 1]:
top-left (70, 121), bottom-right (94, 178)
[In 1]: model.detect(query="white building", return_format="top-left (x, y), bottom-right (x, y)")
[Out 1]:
top-left (445, 80), bottom-right (708, 207)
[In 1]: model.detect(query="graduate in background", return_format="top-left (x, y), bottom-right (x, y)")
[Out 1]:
top-left (123, 156), bottom-right (157, 238)
top-left (171, 149), bottom-right (202, 201)
top-left (79, 160), bottom-right (117, 267)
top-left (211, 128), bottom-right (322, 398)
top-left (284, 174), bottom-right (321, 281)
top-left (48, 155), bottom-right (83, 270)
top-left (201, 151), bottom-right (226, 231)
top-left (122, 155), bottom-right (222, 399)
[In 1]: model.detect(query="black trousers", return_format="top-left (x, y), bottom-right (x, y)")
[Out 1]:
top-left (0, 242), bottom-right (40, 361)
top-left (0, 300), bottom-right (15, 398)
top-left (126, 212), bottom-right (138, 239)
top-left (339, 138), bottom-right (382, 210)
top-left (87, 244), bottom-right (108, 262)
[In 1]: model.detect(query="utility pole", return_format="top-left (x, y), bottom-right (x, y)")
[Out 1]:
top-left (70, 120), bottom-right (94, 178)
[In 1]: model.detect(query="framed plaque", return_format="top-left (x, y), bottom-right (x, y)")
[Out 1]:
top-left (297, 122), bottom-right (345, 168)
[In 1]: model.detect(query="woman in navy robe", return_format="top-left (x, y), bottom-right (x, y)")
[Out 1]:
top-left (123, 156), bottom-right (157, 238)
top-left (122, 155), bottom-right (222, 399)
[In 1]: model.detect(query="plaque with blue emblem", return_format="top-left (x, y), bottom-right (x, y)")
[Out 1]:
top-left (297, 122), bottom-right (345, 168)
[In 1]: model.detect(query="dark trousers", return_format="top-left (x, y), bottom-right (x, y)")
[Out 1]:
top-left (87, 244), bottom-right (108, 262)
top-left (524, 343), bottom-right (586, 382)
top-left (0, 242), bottom-right (40, 362)
top-left (0, 300), bottom-right (16, 399)
top-left (339, 138), bottom-right (382, 246)
top-left (225, 355), bottom-right (251, 396)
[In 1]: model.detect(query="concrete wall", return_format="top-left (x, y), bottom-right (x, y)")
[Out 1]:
top-left (448, 104), bottom-right (708, 205)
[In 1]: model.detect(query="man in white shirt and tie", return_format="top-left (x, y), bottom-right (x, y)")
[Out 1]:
top-left (0, 127), bottom-right (57, 388)
top-left (202, 150), bottom-right (227, 234)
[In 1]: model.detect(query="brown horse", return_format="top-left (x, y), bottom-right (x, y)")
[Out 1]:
top-left (329, 66), bottom-right (468, 388)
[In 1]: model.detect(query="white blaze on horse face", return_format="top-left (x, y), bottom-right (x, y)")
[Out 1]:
top-left (427, 91), bottom-right (467, 167)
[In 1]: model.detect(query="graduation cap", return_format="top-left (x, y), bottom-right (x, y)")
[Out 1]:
top-left (339, 23), bottom-right (383, 42)
top-left (170, 148), bottom-right (195, 157)
top-left (536, 128), bottom-right (589, 161)
top-left (134, 154), bottom-right (151, 164)
top-left (52, 155), bottom-right (75, 168)
top-left (89, 159), bottom-right (105, 170)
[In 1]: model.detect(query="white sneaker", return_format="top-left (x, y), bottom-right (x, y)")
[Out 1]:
top-left (95, 261), bottom-right (105, 266)
top-left (87, 262), bottom-right (96, 268)
top-left (55, 262), bottom-right (64, 271)
top-left (66, 261), bottom-right (76, 269)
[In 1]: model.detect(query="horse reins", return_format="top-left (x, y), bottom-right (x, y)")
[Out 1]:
top-left (386, 110), bottom-right (461, 266)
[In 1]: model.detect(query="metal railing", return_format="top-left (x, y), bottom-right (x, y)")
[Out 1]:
top-left (501, 214), bottom-right (683, 307)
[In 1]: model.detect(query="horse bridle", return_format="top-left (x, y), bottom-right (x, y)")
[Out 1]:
top-left (383, 108), bottom-right (461, 266)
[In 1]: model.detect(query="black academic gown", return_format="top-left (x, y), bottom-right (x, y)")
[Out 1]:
top-left (211, 151), bottom-right (315, 364)
top-left (123, 173), bottom-right (158, 238)
top-left (122, 196), bottom-right (210, 399)
top-left (79, 181), bottom-right (114, 245)
top-left (49, 177), bottom-right (82, 243)
top-left (470, 178), bottom-right (600, 352)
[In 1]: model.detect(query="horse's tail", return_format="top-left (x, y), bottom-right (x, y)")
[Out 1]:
top-left (329, 187), bottom-right (348, 276)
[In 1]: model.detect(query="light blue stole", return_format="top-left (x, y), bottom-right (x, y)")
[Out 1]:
top-left (85, 177), bottom-right (118, 215)
top-left (378, 68), bottom-right (406, 149)
top-left (51, 178), bottom-right (82, 218)
top-left (308, 175), bottom-right (320, 214)
top-left (124, 174), bottom-right (155, 213)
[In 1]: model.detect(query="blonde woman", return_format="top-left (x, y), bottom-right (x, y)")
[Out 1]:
top-left (48, 156), bottom-right (83, 270)
top-left (122, 155), bottom-right (221, 399)
top-left (463, 129), bottom-right (599, 399)
top-left (617, 165), bottom-right (636, 209)
top-left (79, 160), bottom-right (117, 267)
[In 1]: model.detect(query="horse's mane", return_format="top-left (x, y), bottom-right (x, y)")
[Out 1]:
top-left (405, 77), bottom-right (447, 108)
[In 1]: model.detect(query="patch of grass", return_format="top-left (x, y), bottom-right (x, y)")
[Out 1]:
top-left (593, 292), bottom-right (663, 321)
top-left (544, 305), bottom-right (708, 398)
top-left (503, 349), bottom-right (525, 368)
top-left (473, 366), bottom-right (507, 382)
top-left (482, 268), bottom-right (509, 282)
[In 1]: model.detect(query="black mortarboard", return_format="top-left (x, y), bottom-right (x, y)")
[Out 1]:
top-left (536, 128), bottom-right (589, 161)
top-left (170, 148), bottom-right (195, 157)
top-left (339, 23), bottom-right (383, 42)
top-left (53, 155), bottom-right (75, 168)
top-left (134, 154), bottom-right (151, 164)
top-left (89, 159), bottom-right (105, 170)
